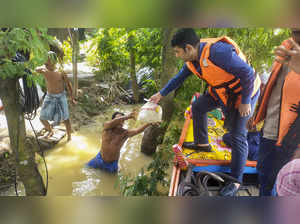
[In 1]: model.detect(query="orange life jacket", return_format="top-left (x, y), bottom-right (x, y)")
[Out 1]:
top-left (186, 36), bottom-right (261, 108)
top-left (253, 38), bottom-right (300, 146)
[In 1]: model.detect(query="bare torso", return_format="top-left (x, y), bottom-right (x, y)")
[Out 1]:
top-left (100, 127), bottom-right (129, 162)
top-left (43, 70), bottom-right (65, 94)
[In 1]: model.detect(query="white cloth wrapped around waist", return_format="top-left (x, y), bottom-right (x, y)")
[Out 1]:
top-left (39, 91), bottom-right (69, 123)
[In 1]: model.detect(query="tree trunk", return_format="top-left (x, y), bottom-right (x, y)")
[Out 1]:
top-left (141, 28), bottom-right (178, 155)
top-left (128, 33), bottom-right (140, 103)
top-left (0, 78), bottom-right (46, 196)
top-left (160, 28), bottom-right (177, 123)
top-left (141, 125), bottom-right (164, 155)
top-left (72, 28), bottom-right (79, 98)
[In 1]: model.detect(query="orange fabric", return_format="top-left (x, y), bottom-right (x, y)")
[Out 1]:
top-left (188, 159), bottom-right (257, 167)
top-left (253, 38), bottom-right (300, 146)
top-left (253, 61), bottom-right (283, 125)
top-left (277, 70), bottom-right (300, 145)
top-left (186, 36), bottom-right (260, 107)
top-left (253, 38), bottom-right (293, 126)
top-left (178, 114), bottom-right (191, 147)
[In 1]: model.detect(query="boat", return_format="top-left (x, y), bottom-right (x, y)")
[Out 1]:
top-left (169, 94), bottom-right (259, 196)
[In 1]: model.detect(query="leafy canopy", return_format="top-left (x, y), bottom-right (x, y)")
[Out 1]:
top-left (0, 28), bottom-right (53, 80)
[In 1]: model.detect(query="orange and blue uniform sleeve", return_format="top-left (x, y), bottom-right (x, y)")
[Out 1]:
top-left (160, 64), bottom-right (192, 96)
top-left (159, 41), bottom-right (255, 104)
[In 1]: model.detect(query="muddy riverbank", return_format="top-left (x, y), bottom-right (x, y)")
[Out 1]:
top-left (0, 80), bottom-right (135, 194)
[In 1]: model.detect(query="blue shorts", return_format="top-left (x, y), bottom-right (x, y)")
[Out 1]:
top-left (86, 152), bottom-right (118, 173)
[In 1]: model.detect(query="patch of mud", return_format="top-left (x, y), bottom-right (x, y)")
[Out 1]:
top-left (0, 152), bottom-right (15, 192)
top-left (69, 81), bottom-right (127, 131)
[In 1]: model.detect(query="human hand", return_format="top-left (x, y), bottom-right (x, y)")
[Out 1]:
top-left (149, 92), bottom-right (162, 104)
top-left (129, 110), bottom-right (138, 120)
top-left (71, 99), bottom-right (77, 105)
top-left (275, 39), bottom-right (300, 74)
top-left (246, 116), bottom-right (256, 131)
top-left (35, 67), bottom-right (46, 74)
top-left (238, 103), bottom-right (251, 117)
top-left (149, 121), bottom-right (161, 126)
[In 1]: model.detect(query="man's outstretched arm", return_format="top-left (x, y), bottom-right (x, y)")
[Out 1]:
top-left (127, 122), bottom-right (159, 137)
top-left (104, 112), bottom-right (136, 130)
top-left (35, 67), bottom-right (46, 75)
top-left (149, 65), bottom-right (191, 103)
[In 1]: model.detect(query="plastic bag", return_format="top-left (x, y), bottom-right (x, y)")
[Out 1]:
top-left (137, 102), bottom-right (162, 123)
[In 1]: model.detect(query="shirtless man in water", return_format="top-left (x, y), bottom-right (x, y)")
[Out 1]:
top-left (36, 51), bottom-right (76, 141)
top-left (87, 111), bottom-right (156, 173)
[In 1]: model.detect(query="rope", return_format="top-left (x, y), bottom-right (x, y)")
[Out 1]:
top-left (21, 71), bottom-right (40, 120)
top-left (177, 169), bottom-right (241, 196)
top-left (18, 72), bottom-right (48, 196)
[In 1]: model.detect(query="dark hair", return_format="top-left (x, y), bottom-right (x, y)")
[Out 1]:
top-left (171, 28), bottom-right (200, 50)
top-left (112, 112), bottom-right (125, 120)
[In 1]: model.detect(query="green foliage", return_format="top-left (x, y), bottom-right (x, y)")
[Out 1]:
top-left (96, 28), bottom-right (128, 76)
top-left (119, 149), bottom-right (171, 196)
top-left (86, 28), bottom-right (162, 87)
top-left (134, 28), bottom-right (162, 69)
top-left (61, 39), bottom-right (73, 64)
top-left (140, 79), bottom-right (158, 99)
top-left (83, 32), bottom-right (101, 67)
top-left (87, 28), bottom-right (289, 92)
top-left (0, 28), bottom-right (53, 80)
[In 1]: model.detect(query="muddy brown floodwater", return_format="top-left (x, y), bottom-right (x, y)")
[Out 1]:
top-left (2, 104), bottom-right (153, 196)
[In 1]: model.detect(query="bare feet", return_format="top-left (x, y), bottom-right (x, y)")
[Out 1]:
top-left (67, 135), bottom-right (71, 142)
top-left (37, 128), bottom-right (47, 137)
top-left (45, 130), bottom-right (54, 139)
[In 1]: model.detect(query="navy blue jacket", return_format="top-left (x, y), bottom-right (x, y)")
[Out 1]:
top-left (160, 41), bottom-right (255, 104)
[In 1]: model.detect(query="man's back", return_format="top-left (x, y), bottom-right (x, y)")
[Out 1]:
top-left (86, 111), bottom-right (153, 172)
top-left (101, 127), bottom-right (128, 162)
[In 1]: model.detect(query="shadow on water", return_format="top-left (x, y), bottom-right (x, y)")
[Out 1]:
top-left (2, 104), bottom-right (152, 196)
